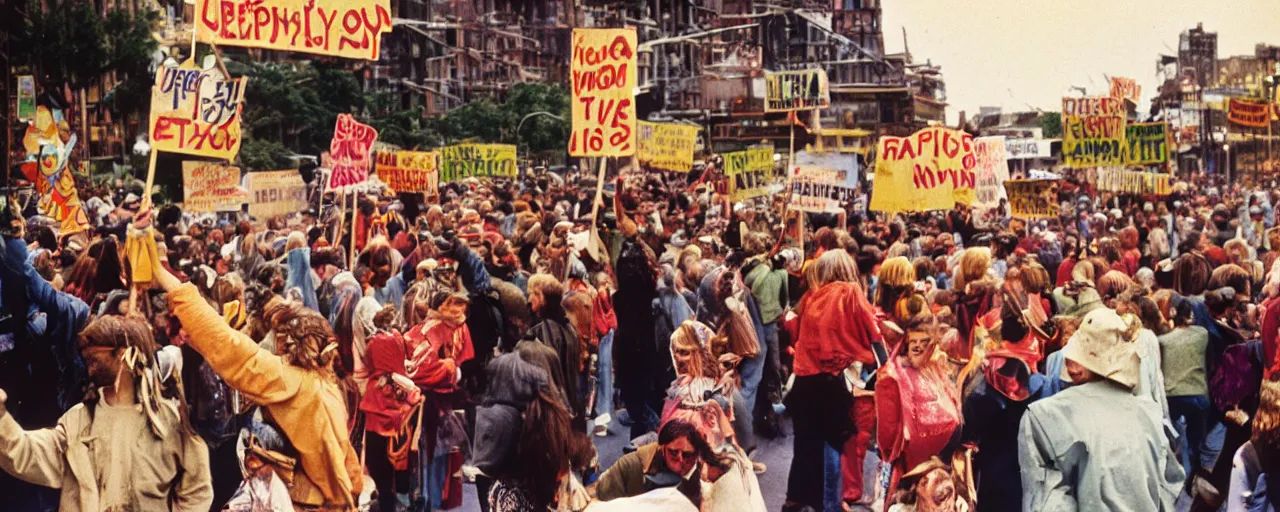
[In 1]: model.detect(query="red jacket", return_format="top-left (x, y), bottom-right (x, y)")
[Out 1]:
top-left (786, 281), bottom-right (881, 377)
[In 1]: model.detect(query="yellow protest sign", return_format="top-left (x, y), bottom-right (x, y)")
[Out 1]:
top-left (149, 59), bottom-right (246, 161)
top-left (194, 0), bottom-right (393, 60)
top-left (1004, 179), bottom-right (1060, 220)
top-left (1061, 96), bottom-right (1125, 167)
top-left (723, 147), bottom-right (773, 201)
top-left (569, 28), bottom-right (638, 157)
top-left (870, 127), bottom-right (977, 213)
top-left (439, 144), bottom-right (517, 183)
top-left (247, 170), bottom-right (308, 219)
top-left (637, 121), bottom-right (698, 172)
top-left (1123, 122), bottom-right (1170, 166)
top-left (1095, 168), bottom-right (1172, 196)
top-left (375, 151), bottom-right (439, 193)
top-left (764, 69), bottom-right (830, 112)
top-left (182, 161), bottom-right (248, 212)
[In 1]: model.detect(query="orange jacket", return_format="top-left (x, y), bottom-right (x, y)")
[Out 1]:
top-left (169, 284), bottom-right (363, 508)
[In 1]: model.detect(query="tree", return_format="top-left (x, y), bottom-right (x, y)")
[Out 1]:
top-left (15, 1), bottom-right (156, 108)
top-left (502, 83), bottom-right (571, 154)
top-left (1038, 112), bottom-right (1062, 139)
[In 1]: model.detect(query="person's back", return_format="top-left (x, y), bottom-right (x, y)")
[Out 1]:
top-left (1019, 380), bottom-right (1182, 511)
top-left (1158, 325), bottom-right (1209, 397)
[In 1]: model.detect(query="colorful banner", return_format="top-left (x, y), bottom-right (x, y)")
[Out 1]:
top-left (1228, 98), bottom-right (1270, 128)
top-left (1123, 122), bottom-right (1170, 166)
top-left (794, 151), bottom-right (859, 187)
top-left (375, 151), bottom-right (439, 193)
top-left (1005, 138), bottom-right (1052, 160)
top-left (439, 143), bottom-right (517, 183)
top-left (869, 127), bottom-right (977, 213)
top-left (789, 165), bottom-right (855, 213)
top-left (723, 147), bottom-right (774, 201)
top-left (1109, 76), bottom-right (1141, 104)
top-left (973, 136), bottom-right (1009, 209)
top-left (1095, 168), bottom-right (1172, 196)
top-left (325, 114), bottom-right (378, 192)
top-left (149, 59), bottom-right (246, 161)
top-left (764, 69), bottom-right (830, 112)
top-left (1004, 179), bottom-right (1060, 220)
top-left (194, 0), bottom-right (392, 60)
top-left (182, 162), bottom-right (247, 212)
top-left (16, 75), bottom-right (35, 120)
top-left (569, 28), bottom-right (637, 157)
top-left (637, 121), bottom-right (698, 172)
top-left (1061, 96), bottom-right (1125, 167)
top-left (21, 106), bottom-right (89, 234)
top-left (247, 170), bottom-right (307, 219)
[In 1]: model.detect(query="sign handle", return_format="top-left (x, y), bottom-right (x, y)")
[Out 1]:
top-left (142, 149), bottom-right (158, 210)
top-left (349, 191), bottom-right (358, 269)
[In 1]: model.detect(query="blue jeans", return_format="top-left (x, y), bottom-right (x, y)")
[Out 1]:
top-left (739, 329), bottom-right (767, 413)
top-left (823, 440), bottom-right (843, 511)
top-left (1168, 395), bottom-right (1211, 476)
top-left (595, 330), bottom-right (615, 418)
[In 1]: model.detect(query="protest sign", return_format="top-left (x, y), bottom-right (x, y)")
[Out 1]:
top-left (194, 0), bottom-right (392, 60)
top-left (1123, 122), bottom-right (1170, 166)
top-left (1004, 179), bottom-right (1060, 220)
top-left (1109, 76), bottom-right (1141, 104)
top-left (1228, 98), bottom-right (1270, 128)
top-left (637, 121), bottom-right (698, 172)
top-left (1061, 96), bottom-right (1125, 167)
top-left (439, 143), bottom-right (517, 183)
top-left (869, 127), bottom-right (977, 213)
top-left (182, 162), bottom-right (247, 212)
top-left (973, 136), bottom-right (1009, 209)
top-left (569, 28), bottom-right (637, 157)
top-left (1005, 138), bottom-right (1052, 159)
top-left (149, 59), bottom-right (246, 161)
top-left (375, 151), bottom-right (439, 193)
top-left (17, 75), bottom-right (35, 120)
top-left (1095, 168), bottom-right (1172, 196)
top-left (325, 114), bottom-right (378, 192)
top-left (794, 151), bottom-right (859, 187)
top-left (764, 69), bottom-right (830, 112)
top-left (790, 165), bottom-right (856, 213)
top-left (247, 170), bottom-right (308, 219)
top-left (723, 147), bottom-right (774, 201)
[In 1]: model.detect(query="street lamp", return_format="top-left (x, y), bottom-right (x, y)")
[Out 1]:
top-left (516, 111), bottom-right (565, 176)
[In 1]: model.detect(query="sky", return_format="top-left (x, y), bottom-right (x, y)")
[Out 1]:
top-left (880, 0), bottom-right (1280, 123)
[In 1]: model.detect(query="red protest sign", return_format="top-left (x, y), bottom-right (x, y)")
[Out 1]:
top-left (326, 114), bottom-right (378, 192)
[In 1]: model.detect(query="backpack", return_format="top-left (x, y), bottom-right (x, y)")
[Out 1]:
top-left (1209, 340), bottom-right (1263, 413)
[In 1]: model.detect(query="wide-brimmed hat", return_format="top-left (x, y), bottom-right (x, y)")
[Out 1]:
top-left (1059, 308), bottom-right (1140, 389)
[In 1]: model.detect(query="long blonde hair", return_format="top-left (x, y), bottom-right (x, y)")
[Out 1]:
top-left (805, 249), bottom-right (859, 291)
top-left (953, 248), bottom-right (991, 292)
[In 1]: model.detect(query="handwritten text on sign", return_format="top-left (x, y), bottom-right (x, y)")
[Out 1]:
top-left (723, 147), bottom-right (773, 201)
top-left (195, 0), bottom-right (392, 60)
top-left (973, 136), bottom-right (1009, 209)
top-left (1228, 98), bottom-right (1271, 128)
top-left (247, 170), bottom-right (307, 219)
top-left (182, 162), bottom-right (247, 212)
top-left (149, 60), bottom-right (246, 161)
top-left (1095, 168), bottom-right (1172, 196)
top-left (375, 151), bottom-right (439, 193)
top-left (637, 121), bottom-right (699, 172)
top-left (439, 144), bottom-right (517, 183)
top-left (1061, 96), bottom-right (1125, 167)
top-left (1123, 122), bottom-right (1169, 166)
top-left (764, 69), bottom-right (830, 112)
top-left (570, 28), bottom-right (637, 157)
top-left (870, 127), bottom-right (977, 213)
top-left (790, 165), bottom-right (855, 213)
top-left (1004, 179), bottom-right (1060, 220)
top-left (326, 114), bottom-right (378, 192)
top-left (1109, 77), bottom-right (1141, 104)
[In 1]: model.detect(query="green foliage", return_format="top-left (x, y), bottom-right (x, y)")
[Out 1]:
top-left (232, 63), bottom-right (571, 167)
top-left (1039, 112), bottom-right (1063, 139)
top-left (15, 1), bottom-right (157, 102)
top-left (101, 8), bottom-right (160, 121)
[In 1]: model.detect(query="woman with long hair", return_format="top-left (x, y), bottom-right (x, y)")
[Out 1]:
top-left (876, 295), bottom-right (962, 512)
top-left (145, 214), bottom-right (365, 509)
top-left (784, 250), bottom-right (881, 511)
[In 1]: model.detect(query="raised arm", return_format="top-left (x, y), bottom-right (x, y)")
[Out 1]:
top-left (0, 393), bottom-right (68, 489)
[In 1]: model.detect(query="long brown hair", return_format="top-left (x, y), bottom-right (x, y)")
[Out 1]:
top-left (79, 316), bottom-right (195, 437)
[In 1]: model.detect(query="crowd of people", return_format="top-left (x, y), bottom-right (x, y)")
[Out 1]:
top-left (0, 160), bottom-right (1275, 512)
